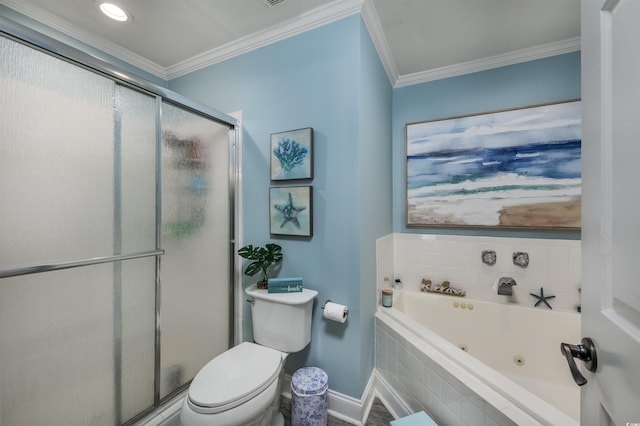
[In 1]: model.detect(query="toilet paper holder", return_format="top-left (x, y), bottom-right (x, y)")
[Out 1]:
top-left (321, 299), bottom-right (349, 315)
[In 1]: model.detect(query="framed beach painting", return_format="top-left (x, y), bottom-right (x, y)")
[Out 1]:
top-left (270, 127), bottom-right (313, 180)
top-left (405, 100), bottom-right (582, 229)
top-left (269, 186), bottom-right (313, 237)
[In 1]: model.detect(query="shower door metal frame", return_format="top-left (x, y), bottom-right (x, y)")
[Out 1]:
top-left (0, 14), bottom-right (238, 424)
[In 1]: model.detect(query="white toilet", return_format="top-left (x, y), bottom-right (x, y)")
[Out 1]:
top-left (180, 283), bottom-right (318, 426)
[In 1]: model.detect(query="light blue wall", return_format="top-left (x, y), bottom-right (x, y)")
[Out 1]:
top-left (356, 18), bottom-right (393, 391)
top-left (392, 52), bottom-right (582, 240)
top-left (170, 14), bottom-right (392, 398)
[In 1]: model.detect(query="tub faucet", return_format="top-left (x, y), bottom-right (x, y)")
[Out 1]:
top-left (497, 277), bottom-right (517, 295)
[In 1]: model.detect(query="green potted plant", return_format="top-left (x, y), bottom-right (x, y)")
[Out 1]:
top-left (238, 243), bottom-right (283, 289)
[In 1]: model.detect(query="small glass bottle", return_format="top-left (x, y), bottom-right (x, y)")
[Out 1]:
top-left (381, 288), bottom-right (393, 308)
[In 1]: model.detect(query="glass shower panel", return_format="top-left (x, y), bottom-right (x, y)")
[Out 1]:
top-left (119, 258), bottom-right (156, 423)
top-left (115, 84), bottom-right (157, 422)
top-left (117, 84), bottom-right (157, 254)
top-left (0, 259), bottom-right (156, 426)
top-left (1, 35), bottom-right (159, 424)
top-left (160, 102), bottom-right (231, 398)
top-left (0, 264), bottom-right (116, 426)
top-left (0, 37), bottom-right (116, 270)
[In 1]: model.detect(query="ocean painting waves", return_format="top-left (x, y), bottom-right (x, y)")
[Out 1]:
top-left (406, 101), bottom-right (582, 228)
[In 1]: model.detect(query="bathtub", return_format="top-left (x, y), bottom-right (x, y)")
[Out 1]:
top-left (375, 290), bottom-right (580, 426)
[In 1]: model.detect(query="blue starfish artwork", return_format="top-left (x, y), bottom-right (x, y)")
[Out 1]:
top-left (274, 192), bottom-right (306, 229)
top-left (530, 287), bottom-right (555, 309)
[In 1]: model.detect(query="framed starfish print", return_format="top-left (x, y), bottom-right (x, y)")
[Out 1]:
top-left (269, 186), bottom-right (313, 237)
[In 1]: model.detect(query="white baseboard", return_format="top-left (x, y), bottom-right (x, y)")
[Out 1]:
top-left (148, 369), bottom-right (395, 426)
top-left (370, 370), bottom-right (411, 420)
top-left (282, 374), bottom-right (364, 425)
top-left (282, 369), bottom-right (391, 426)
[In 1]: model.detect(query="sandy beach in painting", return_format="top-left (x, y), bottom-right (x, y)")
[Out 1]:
top-left (408, 197), bottom-right (581, 228)
top-left (498, 198), bottom-right (580, 228)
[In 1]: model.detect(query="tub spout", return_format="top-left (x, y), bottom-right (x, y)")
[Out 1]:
top-left (497, 277), bottom-right (517, 295)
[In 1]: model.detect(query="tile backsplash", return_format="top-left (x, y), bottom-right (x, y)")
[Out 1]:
top-left (376, 233), bottom-right (581, 312)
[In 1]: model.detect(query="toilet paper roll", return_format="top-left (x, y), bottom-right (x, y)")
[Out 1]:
top-left (323, 301), bottom-right (348, 323)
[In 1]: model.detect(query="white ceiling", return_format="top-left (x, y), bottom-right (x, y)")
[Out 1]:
top-left (0, 0), bottom-right (580, 87)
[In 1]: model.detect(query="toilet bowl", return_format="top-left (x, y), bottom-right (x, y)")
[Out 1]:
top-left (180, 342), bottom-right (285, 426)
top-left (181, 284), bottom-right (317, 426)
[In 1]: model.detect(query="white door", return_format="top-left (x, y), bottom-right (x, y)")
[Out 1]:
top-left (581, 0), bottom-right (640, 424)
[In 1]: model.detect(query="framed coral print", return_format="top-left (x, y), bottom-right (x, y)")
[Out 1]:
top-left (270, 127), bottom-right (313, 180)
top-left (405, 100), bottom-right (582, 229)
top-left (269, 186), bottom-right (313, 237)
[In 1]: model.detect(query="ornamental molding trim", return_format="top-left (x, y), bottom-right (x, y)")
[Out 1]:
top-left (3, 0), bottom-right (580, 87)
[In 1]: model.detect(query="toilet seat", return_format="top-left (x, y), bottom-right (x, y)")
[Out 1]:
top-left (187, 342), bottom-right (283, 414)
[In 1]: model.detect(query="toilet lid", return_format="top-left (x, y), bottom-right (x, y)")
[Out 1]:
top-left (188, 342), bottom-right (282, 413)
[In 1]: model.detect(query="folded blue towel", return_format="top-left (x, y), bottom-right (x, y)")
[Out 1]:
top-left (390, 411), bottom-right (438, 426)
top-left (267, 277), bottom-right (303, 293)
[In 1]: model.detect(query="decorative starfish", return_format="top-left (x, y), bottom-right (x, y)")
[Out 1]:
top-left (529, 287), bottom-right (555, 309)
top-left (274, 192), bottom-right (306, 229)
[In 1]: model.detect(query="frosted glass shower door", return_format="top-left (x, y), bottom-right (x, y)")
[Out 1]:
top-left (0, 36), bottom-right (157, 425)
top-left (1, 26), bottom-right (237, 424)
top-left (160, 102), bottom-right (232, 398)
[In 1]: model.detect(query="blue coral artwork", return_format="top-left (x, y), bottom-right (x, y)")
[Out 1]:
top-left (270, 127), bottom-right (313, 180)
top-left (269, 186), bottom-right (313, 237)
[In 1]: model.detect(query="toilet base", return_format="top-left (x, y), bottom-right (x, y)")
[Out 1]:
top-left (273, 411), bottom-right (284, 426)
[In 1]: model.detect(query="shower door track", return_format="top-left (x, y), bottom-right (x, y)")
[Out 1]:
top-left (0, 250), bottom-right (165, 279)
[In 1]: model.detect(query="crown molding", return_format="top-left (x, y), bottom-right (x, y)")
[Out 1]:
top-left (166, 0), bottom-right (364, 79)
top-left (2, 0), bottom-right (364, 81)
top-left (3, 0), bottom-right (580, 87)
top-left (1, 0), bottom-right (167, 79)
top-left (394, 36), bottom-right (581, 88)
top-left (360, 0), bottom-right (398, 85)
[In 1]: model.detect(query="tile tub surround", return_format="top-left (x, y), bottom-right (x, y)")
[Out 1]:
top-left (377, 233), bottom-right (581, 312)
top-left (374, 315), bottom-right (578, 426)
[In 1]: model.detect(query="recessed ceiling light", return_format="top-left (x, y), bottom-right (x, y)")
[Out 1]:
top-left (98, 2), bottom-right (130, 22)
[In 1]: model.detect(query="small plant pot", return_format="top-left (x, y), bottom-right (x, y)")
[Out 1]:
top-left (257, 280), bottom-right (268, 290)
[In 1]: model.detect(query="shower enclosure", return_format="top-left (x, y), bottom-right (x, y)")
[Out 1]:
top-left (0, 17), bottom-right (237, 425)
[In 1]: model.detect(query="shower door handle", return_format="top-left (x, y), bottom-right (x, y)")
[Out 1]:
top-left (560, 337), bottom-right (597, 386)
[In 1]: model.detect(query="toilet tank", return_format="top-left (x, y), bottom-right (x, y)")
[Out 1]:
top-left (245, 284), bottom-right (317, 353)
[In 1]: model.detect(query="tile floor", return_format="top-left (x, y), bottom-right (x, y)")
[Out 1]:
top-left (280, 397), bottom-right (394, 426)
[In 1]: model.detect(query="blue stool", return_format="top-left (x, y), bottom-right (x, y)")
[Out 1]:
top-left (390, 411), bottom-right (438, 426)
top-left (291, 367), bottom-right (329, 426)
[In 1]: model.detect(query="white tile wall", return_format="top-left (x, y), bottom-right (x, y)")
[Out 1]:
top-left (376, 233), bottom-right (395, 307)
top-left (378, 233), bottom-right (581, 312)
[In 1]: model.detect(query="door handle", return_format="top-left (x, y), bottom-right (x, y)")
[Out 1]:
top-left (560, 337), bottom-right (598, 386)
